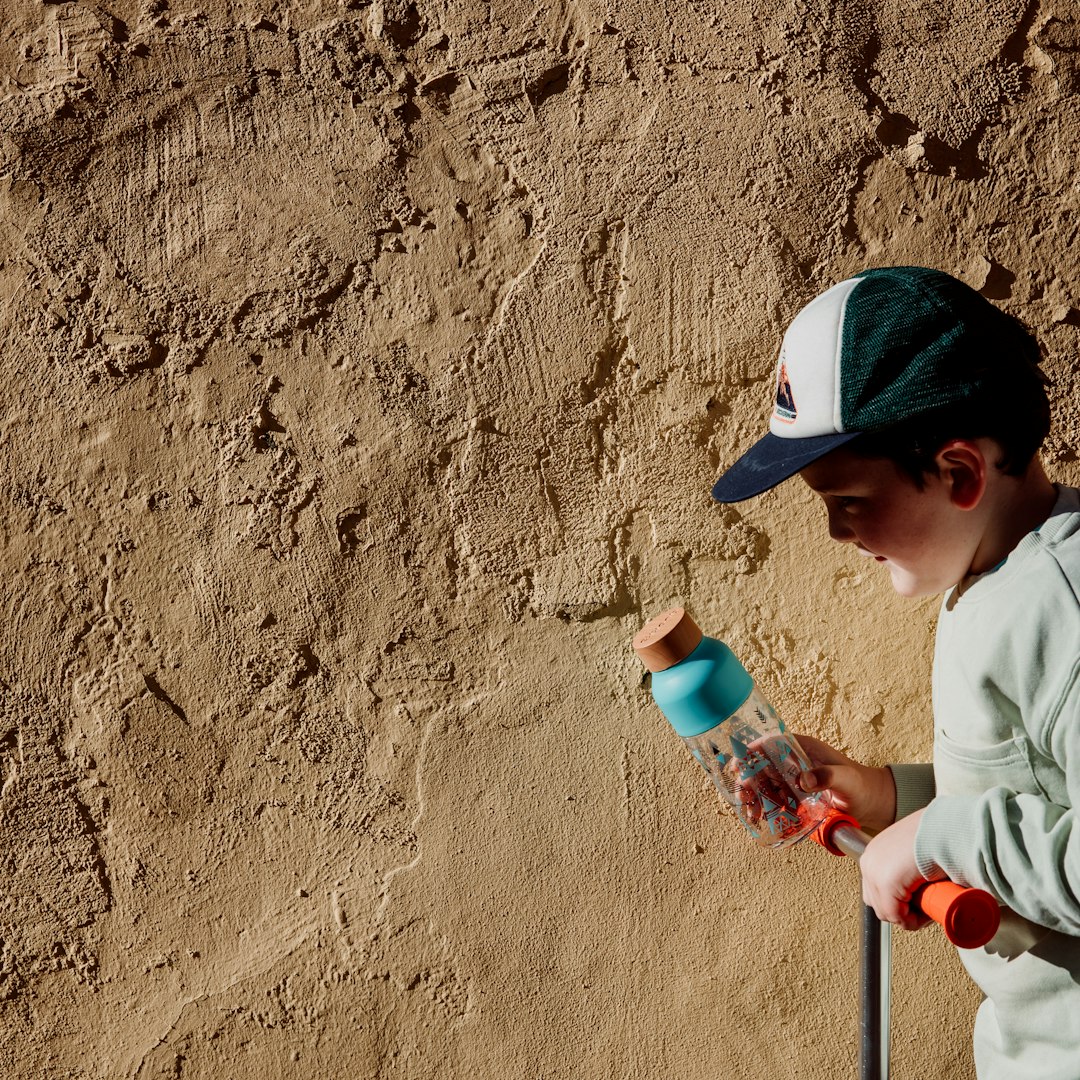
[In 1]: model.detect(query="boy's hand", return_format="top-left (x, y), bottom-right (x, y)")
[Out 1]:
top-left (857, 809), bottom-right (935, 931)
top-left (794, 734), bottom-right (897, 834)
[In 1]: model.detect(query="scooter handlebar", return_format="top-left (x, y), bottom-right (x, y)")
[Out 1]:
top-left (911, 880), bottom-right (1000, 950)
top-left (813, 812), bottom-right (1000, 949)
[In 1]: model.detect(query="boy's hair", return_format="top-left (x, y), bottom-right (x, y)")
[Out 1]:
top-left (849, 323), bottom-right (1052, 487)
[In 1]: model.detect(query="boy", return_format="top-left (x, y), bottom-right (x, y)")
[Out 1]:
top-left (711, 266), bottom-right (1080, 1079)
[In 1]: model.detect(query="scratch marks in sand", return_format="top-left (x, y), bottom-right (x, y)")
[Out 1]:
top-left (0, 683), bottom-right (110, 1000)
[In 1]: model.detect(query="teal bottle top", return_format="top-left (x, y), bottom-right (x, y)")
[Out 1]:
top-left (650, 635), bottom-right (754, 738)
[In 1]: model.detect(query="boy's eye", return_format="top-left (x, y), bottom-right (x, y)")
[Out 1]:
top-left (834, 496), bottom-right (858, 509)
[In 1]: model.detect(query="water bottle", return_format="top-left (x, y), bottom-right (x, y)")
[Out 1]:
top-left (633, 607), bottom-right (828, 848)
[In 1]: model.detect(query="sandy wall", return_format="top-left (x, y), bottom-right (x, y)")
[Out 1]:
top-left (2, 0), bottom-right (1079, 1077)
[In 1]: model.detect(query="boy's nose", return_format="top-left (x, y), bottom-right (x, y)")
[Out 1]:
top-left (826, 505), bottom-right (855, 543)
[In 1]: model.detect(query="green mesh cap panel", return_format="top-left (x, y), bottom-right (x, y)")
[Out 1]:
top-left (837, 267), bottom-right (1029, 432)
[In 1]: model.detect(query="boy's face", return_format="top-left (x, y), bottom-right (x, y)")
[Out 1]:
top-left (798, 447), bottom-right (981, 598)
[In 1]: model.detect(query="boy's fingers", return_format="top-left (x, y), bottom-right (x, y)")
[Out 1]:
top-left (800, 764), bottom-right (847, 792)
top-left (792, 734), bottom-right (853, 767)
top-left (868, 899), bottom-right (930, 933)
top-left (902, 913), bottom-right (933, 932)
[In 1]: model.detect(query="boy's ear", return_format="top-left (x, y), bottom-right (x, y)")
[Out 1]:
top-left (935, 440), bottom-right (988, 510)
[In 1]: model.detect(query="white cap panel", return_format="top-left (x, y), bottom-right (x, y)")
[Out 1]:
top-left (767, 276), bottom-right (860, 439)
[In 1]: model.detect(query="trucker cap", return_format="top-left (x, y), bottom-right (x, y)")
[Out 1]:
top-left (711, 266), bottom-right (1037, 502)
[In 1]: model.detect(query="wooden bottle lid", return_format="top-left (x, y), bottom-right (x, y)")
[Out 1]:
top-left (633, 607), bottom-right (703, 672)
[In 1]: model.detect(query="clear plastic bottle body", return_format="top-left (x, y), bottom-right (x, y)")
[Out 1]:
top-left (681, 683), bottom-right (828, 848)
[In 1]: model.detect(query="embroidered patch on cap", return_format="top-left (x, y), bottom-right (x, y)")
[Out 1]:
top-left (773, 359), bottom-right (797, 424)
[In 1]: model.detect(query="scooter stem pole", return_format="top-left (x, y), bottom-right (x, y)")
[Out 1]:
top-left (822, 821), bottom-right (890, 1079)
top-left (860, 902), bottom-right (892, 1080)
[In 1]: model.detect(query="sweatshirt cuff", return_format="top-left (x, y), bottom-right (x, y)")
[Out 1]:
top-left (887, 763), bottom-right (936, 822)
top-left (913, 794), bottom-right (981, 884)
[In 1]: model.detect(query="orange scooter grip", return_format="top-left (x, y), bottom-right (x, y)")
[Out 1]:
top-left (812, 811), bottom-right (1001, 949)
top-left (912, 880), bottom-right (1000, 950)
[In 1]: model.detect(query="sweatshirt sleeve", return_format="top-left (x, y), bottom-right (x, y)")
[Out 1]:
top-left (887, 763), bottom-right (935, 821)
top-left (914, 654), bottom-right (1080, 935)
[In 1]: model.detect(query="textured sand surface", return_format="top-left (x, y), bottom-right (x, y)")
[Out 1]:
top-left (1, 1), bottom-right (1079, 1077)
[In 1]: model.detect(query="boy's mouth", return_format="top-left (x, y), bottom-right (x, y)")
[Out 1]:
top-left (857, 547), bottom-right (887, 562)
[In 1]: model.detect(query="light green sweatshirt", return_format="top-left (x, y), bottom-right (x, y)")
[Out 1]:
top-left (910, 486), bottom-right (1080, 1080)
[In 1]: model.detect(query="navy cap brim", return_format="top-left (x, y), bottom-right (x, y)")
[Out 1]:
top-left (711, 431), bottom-right (861, 503)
